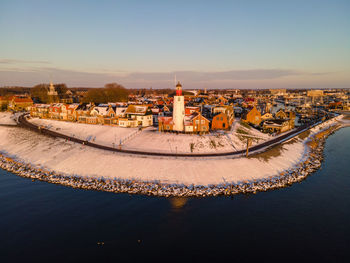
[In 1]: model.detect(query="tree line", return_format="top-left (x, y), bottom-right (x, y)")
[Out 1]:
top-left (31, 83), bottom-right (68, 103)
top-left (82, 83), bottom-right (129, 103)
top-left (30, 82), bottom-right (129, 104)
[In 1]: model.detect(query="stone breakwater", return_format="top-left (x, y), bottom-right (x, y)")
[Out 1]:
top-left (0, 124), bottom-right (342, 197)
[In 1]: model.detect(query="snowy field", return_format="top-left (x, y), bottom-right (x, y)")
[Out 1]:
top-left (28, 117), bottom-right (271, 153)
top-left (29, 118), bottom-right (138, 147)
top-left (0, 124), bottom-right (310, 186)
top-left (125, 120), bottom-right (271, 153)
top-left (0, 112), bottom-right (17, 125)
top-left (0, 114), bottom-right (342, 186)
top-left (124, 128), bottom-right (235, 153)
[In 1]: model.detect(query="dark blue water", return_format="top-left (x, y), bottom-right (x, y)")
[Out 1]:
top-left (1, 128), bottom-right (349, 263)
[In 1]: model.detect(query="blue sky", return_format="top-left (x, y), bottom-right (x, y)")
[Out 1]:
top-left (0, 0), bottom-right (349, 89)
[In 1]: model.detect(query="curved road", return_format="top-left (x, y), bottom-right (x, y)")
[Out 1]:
top-left (17, 114), bottom-right (327, 158)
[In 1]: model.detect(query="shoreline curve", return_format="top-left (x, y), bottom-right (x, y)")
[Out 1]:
top-left (0, 118), bottom-right (345, 197)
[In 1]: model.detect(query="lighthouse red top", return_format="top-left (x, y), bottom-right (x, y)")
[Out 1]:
top-left (176, 81), bottom-right (182, 96)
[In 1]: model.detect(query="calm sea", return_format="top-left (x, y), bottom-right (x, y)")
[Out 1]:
top-left (1, 127), bottom-right (349, 263)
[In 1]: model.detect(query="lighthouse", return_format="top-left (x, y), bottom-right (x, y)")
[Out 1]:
top-left (173, 81), bottom-right (185, 132)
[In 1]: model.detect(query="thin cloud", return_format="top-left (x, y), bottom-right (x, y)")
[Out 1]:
top-left (0, 66), bottom-right (334, 88)
top-left (0, 59), bottom-right (51, 64)
top-left (309, 72), bottom-right (334, 76)
top-left (127, 69), bottom-right (302, 82)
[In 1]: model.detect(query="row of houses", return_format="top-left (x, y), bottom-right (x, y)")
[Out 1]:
top-left (0, 95), bottom-right (33, 111)
top-left (30, 101), bottom-right (235, 133)
top-left (241, 106), bottom-right (296, 134)
top-left (30, 103), bottom-right (153, 128)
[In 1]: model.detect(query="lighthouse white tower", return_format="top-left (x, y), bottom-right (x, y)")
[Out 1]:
top-left (173, 81), bottom-right (185, 132)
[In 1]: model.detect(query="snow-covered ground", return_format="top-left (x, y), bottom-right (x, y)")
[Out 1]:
top-left (227, 120), bottom-right (271, 150)
top-left (124, 127), bottom-right (235, 153)
top-left (29, 118), bottom-right (138, 147)
top-left (0, 114), bottom-right (342, 186)
top-left (28, 118), bottom-right (271, 153)
top-left (0, 112), bottom-right (17, 125)
top-left (0, 124), bottom-right (305, 186)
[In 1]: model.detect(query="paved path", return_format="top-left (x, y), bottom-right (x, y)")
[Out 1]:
top-left (17, 114), bottom-right (327, 158)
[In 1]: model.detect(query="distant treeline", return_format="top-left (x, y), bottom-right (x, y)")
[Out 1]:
top-left (83, 83), bottom-right (129, 103)
top-left (0, 87), bottom-right (31, 96)
top-left (31, 83), bottom-right (69, 103)
top-left (0, 83), bottom-right (130, 104)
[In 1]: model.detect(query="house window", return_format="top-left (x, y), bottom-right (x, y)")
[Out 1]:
top-left (201, 120), bottom-right (205, 124)
top-left (196, 120), bottom-right (199, 124)
top-left (216, 117), bottom-right (219, 120)
top-left (166, 125), bottom-right (170, 130)
top-left (220, 117), bottom-right (223, 121)
top-left (202, 126), bottom-right (206, 131)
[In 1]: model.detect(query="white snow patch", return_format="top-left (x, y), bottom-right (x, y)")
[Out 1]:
top-left (29, 118), bottom-right (138, 147)
top-left (0, 112), bottom-right (17, 125)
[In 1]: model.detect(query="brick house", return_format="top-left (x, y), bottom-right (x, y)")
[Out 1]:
top-left (241, 106), bottom-right (262, 126)
top-left (211, 112), bottom-right (231, 130)
top-left (211, 105), bottom-right (234, 130)
top-left (67, 103), bottom-right (80, 121)
top-left (49, 103), bottom-right (67, 120)
top-left (158, 116), bottom-right (174, 132)
top-left (184, 112), bottom-right (210, 133)
top-left (8, 96), bottom-right (33, 111)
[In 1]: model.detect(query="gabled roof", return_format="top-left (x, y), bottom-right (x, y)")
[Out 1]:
top-left (93, 106), bottom-right (109, 116)
top-left (125, 105), bottom-right (149, 115)
top-left (184, 112), bottom-right (210, 126)
top-left (50, 103), bottom-right (66, 108)
top-left (264, 119), bottom-right (289, 126)
top-left (115, 107), bottom-right (126, 116)
top-left (33, 103), bottom-right (50, 108)
top-left (185, 106), bottom-right (200, 115)
top-left (68, 103), bottom-right (79, 109)
top-left (158, 116), bottom-right (173, 125)
top-left (262, 112), bottom-right (273, 117)
top-left (12, 97), bottom-right (33, 103)
top-left (212, 112), bottom-right (226, 117)
top-left (76, 103), bottom-right (93, 111)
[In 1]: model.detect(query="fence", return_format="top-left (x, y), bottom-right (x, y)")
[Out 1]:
top-left (119, 128), bottom-right (142, 146)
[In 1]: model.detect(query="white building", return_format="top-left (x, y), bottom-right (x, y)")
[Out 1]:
top-left (124, 104), bottom-right (153, 127)
top-left (47, 82), bottom-right (58, 96)
top-left (173, 81), bottom-right (185, 132)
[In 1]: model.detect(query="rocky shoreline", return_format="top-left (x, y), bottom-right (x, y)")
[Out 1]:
top-left (0, 122), bottom-right (343, 197)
